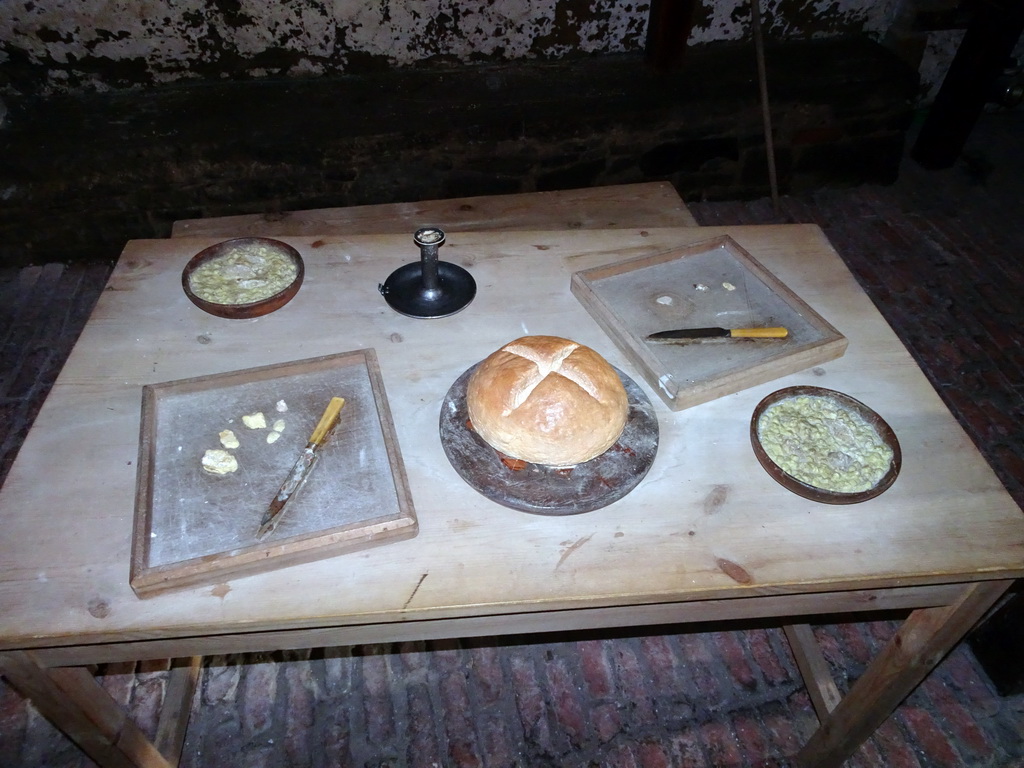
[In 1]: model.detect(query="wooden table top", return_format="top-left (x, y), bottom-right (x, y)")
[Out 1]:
top-left (1, 225), bottom-right (1022, 655)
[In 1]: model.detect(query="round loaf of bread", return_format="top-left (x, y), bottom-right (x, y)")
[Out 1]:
top-left (466, 335), bottom-right (629, 467)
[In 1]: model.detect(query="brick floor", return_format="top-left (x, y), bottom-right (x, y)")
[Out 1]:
top-left (1, 110), bottom-right (1023, 767)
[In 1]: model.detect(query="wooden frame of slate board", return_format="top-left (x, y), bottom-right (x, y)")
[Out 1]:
top-left (570, 235), bottom-right (848, 411)
top-left (130, 348), bottom-right (416, 597)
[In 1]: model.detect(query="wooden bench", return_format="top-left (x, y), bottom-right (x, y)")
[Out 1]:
top-left (171, 181), bottom-right (698, 237)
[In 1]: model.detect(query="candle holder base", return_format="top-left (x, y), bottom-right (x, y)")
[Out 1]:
top-left (380, 261), bottom-right (476, 319)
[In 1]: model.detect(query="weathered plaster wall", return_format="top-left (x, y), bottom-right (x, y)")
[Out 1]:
top-left (1, 0), bottom-right (900, 95)
top-left (689, 0), bottom-right (898, 44)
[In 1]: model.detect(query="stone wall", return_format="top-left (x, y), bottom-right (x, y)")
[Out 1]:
top-left (0, 0), bottom-right (900, 95)
top-left (0, 37), bottom-right (918, 267)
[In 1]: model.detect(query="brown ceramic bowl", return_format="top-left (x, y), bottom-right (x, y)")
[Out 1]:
top-left (750, 385), bottom-right (901, 504)
top-left (182, 237), bottom-right (304, 319)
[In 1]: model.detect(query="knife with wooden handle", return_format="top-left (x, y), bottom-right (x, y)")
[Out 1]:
top-left (257, 396), bottom-right (346, 539)
top-left (646, 327), bottom-right (788, 343)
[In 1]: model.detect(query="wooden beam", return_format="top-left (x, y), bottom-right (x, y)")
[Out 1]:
top-left (911, 0), bottom-right (1024, 168)
top-left (30, 583), bottom-right (968, 668)
top-left (646, 0), bottom-right (700, 71)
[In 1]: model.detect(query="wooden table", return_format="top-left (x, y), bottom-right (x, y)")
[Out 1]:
top-left (1, 221), bottom-right (1022, 767)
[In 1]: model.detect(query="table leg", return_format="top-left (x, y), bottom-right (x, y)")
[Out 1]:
top-left (0, 650), bottom-right (195, 768)
top-left (154, 656), bottom-right (203, 765)
top-left (795, 579), bottom-right (1013, 767)
top-left (784, 623), bottom-right (842, 718)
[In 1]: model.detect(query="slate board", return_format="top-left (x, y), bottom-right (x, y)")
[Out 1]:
top-left (571, 235), bottom-right (848, 411)
top-left (131, 349), bottom-right (416, 597)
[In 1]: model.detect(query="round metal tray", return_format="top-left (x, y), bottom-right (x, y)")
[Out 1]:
top-left (440, 363), bottom-right (659, 515)
top-left (750, 385), bottom-right (901, 504)
top-left (182, 237), bottom-right (304, 319)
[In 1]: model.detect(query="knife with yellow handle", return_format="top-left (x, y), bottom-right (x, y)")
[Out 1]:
top-left (257, 396), bottom-right (346, 539)
top-left (646, 327), bottom-right (789, 342)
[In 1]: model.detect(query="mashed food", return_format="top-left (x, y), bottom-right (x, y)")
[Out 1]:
top-left (758, 394), bottom-right (893, 493)
top-left (242, 412), bottom-right (267, 429)
top-left (188, 242), bottom-right (298, 305)
top-left (201, 449), bottom-right (238, 475)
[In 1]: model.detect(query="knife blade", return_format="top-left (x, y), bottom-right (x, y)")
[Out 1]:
top-left (646, 326), bottom-right (788, 343)
top-left (257, 396), bottom-right (346, 540)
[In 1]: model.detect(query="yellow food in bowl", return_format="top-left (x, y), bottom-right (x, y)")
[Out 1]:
top-left (188, 242), bottom-right (298, 305)
top-left (757, 394), bottom-right (893, 494)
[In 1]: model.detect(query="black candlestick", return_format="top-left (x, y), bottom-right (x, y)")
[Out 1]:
top-left (379, 227), bottom-right (476, 318)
